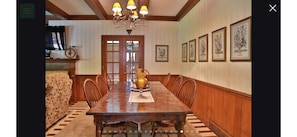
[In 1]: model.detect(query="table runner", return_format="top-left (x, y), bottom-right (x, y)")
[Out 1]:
top-left (128, 91), bottom-right (155, 103)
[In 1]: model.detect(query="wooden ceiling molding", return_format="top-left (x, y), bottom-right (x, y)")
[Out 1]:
top-left (46, 0), bottom-right (200, 21)
top-left (176, 0), bottom-right (200, 20)
top-left (46, 0), bottom-right (69, 20)
top-left (138, 0), bottom-right (150, 8)
top-left (84, 0), bottom-right (107, 20)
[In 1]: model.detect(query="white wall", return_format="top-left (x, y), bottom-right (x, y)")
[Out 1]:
top-left (49, 0), bottom-right (251, 94)
top-left (178, 0), bottom-right (251, 94)
top-left (49, 20), bottom-right (179, 75)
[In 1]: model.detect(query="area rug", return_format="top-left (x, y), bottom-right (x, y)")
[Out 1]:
top-left (45, 101), bottom-right (216, 137)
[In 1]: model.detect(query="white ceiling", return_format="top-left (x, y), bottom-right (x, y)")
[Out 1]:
top-left (46, 0), bottom-right (198, 21)
top-left (48, 0), bottom-right (96, 15)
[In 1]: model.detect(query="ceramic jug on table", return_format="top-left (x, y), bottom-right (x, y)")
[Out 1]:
top-left (135, 68), bottom-right (147, 89)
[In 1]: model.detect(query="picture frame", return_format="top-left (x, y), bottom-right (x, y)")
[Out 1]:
top-left (198, 34), bottom-right (208, 62)
top-left (155, 45), bottom-right (169, 62)
top-left (188, 39), bottom-right (196, 62)
top-left (230, 17), bottom-right (251, 61)
top-left (182, 42), bottom-right (188, 62)
top-left (212, 27), bottom-right (226, 61)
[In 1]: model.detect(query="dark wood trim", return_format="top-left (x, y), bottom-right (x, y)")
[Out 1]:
top-left (68, 15), bottom-right (99, 20)
top-left (45, 58), bottom-right (79, 77)
top-left (138, 0), bottom-right (150, 7)
top-left (101, 35), bottom-right (145, 82)
top-left (105, 15), bottom-right (178, 21)
top-left (198, 78), bottom-right (250, 100)
top-left (46, 0), bottom-right (69, 20)
top-left (84, 0), bottom-right (107, 20)
top-left (176, 0), bottom-right (200, 21)
top-left (46, 58), bottom-right (79, 63)
top-left (209, 121), bottom-right (233, 137)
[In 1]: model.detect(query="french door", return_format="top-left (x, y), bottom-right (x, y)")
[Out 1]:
top-left (102, 35), bottom-right (144, 82)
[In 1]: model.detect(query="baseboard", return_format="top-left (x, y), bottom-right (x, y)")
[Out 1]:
top-left (209, 121), bottom-right (232, 137)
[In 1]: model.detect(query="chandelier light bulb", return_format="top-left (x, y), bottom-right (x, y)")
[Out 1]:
top-left (112, 2), bottom-right (122, 12)
top-left (131, 10), bottom-right (138, 19)
top-left (139, 5), bottom-right (148, 15)
top-left (112, 0), bottom-right (148, 34)
top-left (126, 0), bottom-right (136, 10)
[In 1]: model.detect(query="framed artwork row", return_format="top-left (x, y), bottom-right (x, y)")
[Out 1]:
top-left (181, 16), bottom-right (251, 62)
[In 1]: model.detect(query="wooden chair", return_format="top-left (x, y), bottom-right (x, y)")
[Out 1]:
top-left (177, 79), bottom-right (197, 108)
top-left (169, 75), bottom-right (183, 96)
top-left (95, 75), bottom-right (110, 96)
top-left (82, 78), bottom-right (103, 107)
top-left (83, 79), bottom-right (127, 137)
top-left (152, 79), bottom-right (197, 137)
top-left (162, 73), bottom-right (171, 89)
top-left (103, 73), bottom-right (113, 90)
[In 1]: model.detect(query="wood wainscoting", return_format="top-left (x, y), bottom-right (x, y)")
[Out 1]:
top-left (71, 74), bottom-right (251, 137)
top-left (188, 77), bottom-right (251, 137)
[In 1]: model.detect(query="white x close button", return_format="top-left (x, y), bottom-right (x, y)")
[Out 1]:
top-left (269, 4), bottom-right (277, 12)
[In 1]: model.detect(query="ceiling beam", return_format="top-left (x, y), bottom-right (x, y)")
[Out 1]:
top-left (69, 15), bottom-right (99, 20)
top-left (84, 0), bottom-right (107, 20)
top-left (176, 0), bottom-right (200, 21)
top-left (138, 0), bottom-right (150, 7)
top-left (143, 16), bottom-right (178, 21)
top-left (46, 0), bottom-right (69, 20)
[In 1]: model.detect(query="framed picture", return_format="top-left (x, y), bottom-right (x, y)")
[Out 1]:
top-left (198, 34), bottom-right (208, 62)
top-left (189, 39), bottom-right (196, 62)
top-left (230, 17), bottom-right (251, 61)
top-left (182, 42), bottom-right (188, 62)
top-left (155, 45), bottom-right (169, 62)
top-left (212, 27), bottom-right (226, 61)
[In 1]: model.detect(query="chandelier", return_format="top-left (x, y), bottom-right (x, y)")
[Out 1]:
top-left (112, 0), bottom-right (149, 35)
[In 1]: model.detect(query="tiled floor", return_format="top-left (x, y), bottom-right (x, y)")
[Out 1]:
top-left (46, 101), bottom-right (216, 137)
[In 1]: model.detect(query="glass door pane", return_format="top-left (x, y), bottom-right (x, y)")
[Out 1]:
top-left (126, 40), bottom-right (140, 82)
top-left (106, 40), bottom-right (120, 83)
top-left (102, 36), bottom-right (144, 82)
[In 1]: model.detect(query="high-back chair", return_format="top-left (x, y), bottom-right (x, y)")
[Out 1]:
top-left (177, 79), bottom-right (197, 108)
top-left (95, 75), bottom-right (110, 96)
top-left (162, 73), bottom-right (171, 89)
top-left (103, 73), bottom-right (113, 89)
top-left (82, 78), bottom-right (127, 137)
top-left (82, 78), bottom-right (103, 108)
top-left (152, 79), bottom-right (197, 137)
top-left (170, 75), bottom-right (183, 96)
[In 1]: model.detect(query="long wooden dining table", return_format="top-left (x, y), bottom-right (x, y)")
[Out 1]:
top-left (86, 81), bottom-right (192, 137)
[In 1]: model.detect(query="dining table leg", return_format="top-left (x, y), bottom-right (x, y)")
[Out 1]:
top-left (137, 123), bottom-right (142, 137)
top-left (177, 120), bottom-right (185, 137)
top-left (95, 122), bottom-right (103, 137)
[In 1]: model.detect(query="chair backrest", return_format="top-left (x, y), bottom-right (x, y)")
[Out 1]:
top-left (162, 73), bottom-right (171, 88)
top-left (170, 75), bottom-right (183, 96)
top-left (83, 78), bottom-right (103, 108)
top-left (96, 75), bottom-right (110, 96)
top-left (177, 79), bottom-right (197, 108)
top-left (103, 73), bottom-right (113, 88)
